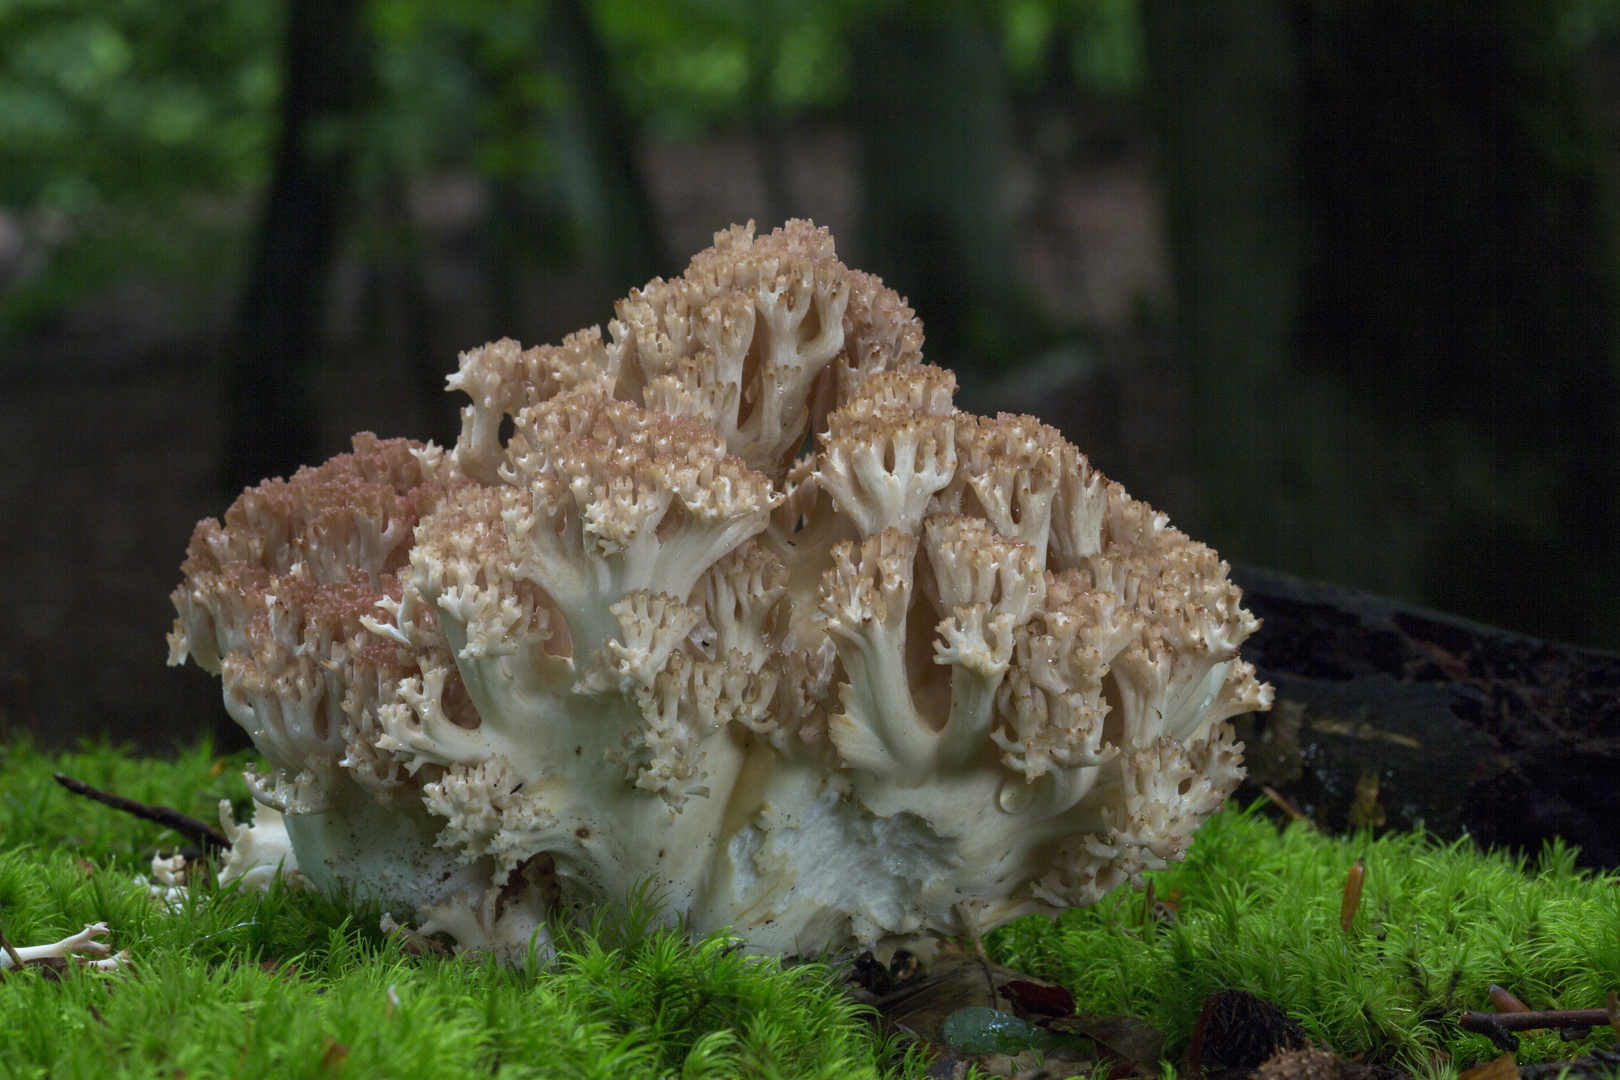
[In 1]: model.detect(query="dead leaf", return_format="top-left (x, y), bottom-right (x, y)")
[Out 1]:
top-left (1457, 1053), bottom-right (1517, 1080)
top-left (1002, 980), bottom-right (1076, 1018)
top-left (1253, 1046), bottom-right (1391, 1080)
top-left (320, 1037), bottom-right (349, 1074)
top-left (878, 952), bottom-right (1005, 1043)
top-left (1045, 1014), bottom-right (1165, 1071)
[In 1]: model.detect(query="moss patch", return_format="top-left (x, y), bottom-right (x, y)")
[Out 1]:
top-left (0, 739), bottom-right (917, 1079)
top-left (989, 803), bottom-right (1620, 1076)
top-left (1, 739), bottom-right (1616, 1079)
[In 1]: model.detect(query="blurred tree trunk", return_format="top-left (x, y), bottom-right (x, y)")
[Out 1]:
top-left (742, 0), bottom-right (797, 229)
top-left (1294, 0), bottom-right (1620, 646)
top-left (545, 0), bottom-right (666, 294)
top-left (1145, 0), bottom-right (1620, 647)
top-left (224, 0), bottom-right (367, 494)
top-left (367, 179), bottom-right (453, 448)
top-left (746, 58), bottom-right (792, 231)
top-left (1140, 0), bottom-right (1306, 568)
top-left (850, 0), bottom-right (1021, 375)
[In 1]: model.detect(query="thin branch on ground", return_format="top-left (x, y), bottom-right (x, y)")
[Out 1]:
top-left (52, 773), bottom-right (230, 853)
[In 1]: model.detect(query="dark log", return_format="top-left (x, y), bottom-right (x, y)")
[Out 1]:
top-left (1230, 564), bottom-right (1620, 868)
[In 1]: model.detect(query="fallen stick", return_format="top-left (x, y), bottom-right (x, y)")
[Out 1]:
top-left (1259, 785), bottom-right (1316, 830)
top-left (0, 923), bottom-right (26, 971)
top-left (52, 774), bottom-right (230, 853)
top-left (1460, 1009), bottom-right (1610, 1033)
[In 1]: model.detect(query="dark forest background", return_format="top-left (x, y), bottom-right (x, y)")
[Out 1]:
top-left (4, 0), bottom-right (1620, 749)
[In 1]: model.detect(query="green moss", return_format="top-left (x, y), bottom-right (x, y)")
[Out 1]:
top-left (988, 802), bottom-right (1620, 1077)
top-left (0, 740), bottom-right (921, 1078)
top-left (0, 737), bottom-right (257, 863)
top-left (1, 740), bottom-right (1615, 1079)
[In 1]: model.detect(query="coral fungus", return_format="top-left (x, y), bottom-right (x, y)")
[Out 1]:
top-left (170, 221), bottom-right (1269, 959)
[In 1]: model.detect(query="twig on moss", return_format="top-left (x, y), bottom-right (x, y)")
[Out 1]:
top-left (1464, 1014), bottom-right (1522, 1053)
top-left (0, 921), bottom-right (27, 972)
top-left (1461, 1008), bottom-right (1611, 1033)
top-left (1518, 1049), bottom-right (1620, 1080)
top-left (52, 773), bottom-right (230, 853)
top-left (1259, 785), bottom-right (1316, 830)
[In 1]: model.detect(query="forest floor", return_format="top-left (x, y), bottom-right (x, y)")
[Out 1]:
top-left (1, 738), bottom-right (1615, 1079)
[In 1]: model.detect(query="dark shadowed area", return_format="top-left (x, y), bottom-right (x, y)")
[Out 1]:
top-left (4, 0), bottom-right (1620, 765)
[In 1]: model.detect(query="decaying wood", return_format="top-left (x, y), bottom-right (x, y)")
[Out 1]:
top-left (1230, 565), bottom-right (1620, 867)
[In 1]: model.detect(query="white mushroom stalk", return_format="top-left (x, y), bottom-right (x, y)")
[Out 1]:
top-left (169, 220), bottom-right (1270, 962)
top-left (136, 800), bottom-right (306, 909)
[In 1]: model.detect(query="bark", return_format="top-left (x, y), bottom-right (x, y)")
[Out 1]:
top-left (546, 0), bottom-right (666, 295)
top-left (1230, 563), bottom-right (1620, 870)
top-left (1144, 0), bottom-right (1620, 648)
top-left (224, 0), bottom-right (367, 494)
top-left (850, 0), bottom-right (1020, 376)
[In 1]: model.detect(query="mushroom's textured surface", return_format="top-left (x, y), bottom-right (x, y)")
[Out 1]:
top-left (170, 221), bottom-right (1270, 959)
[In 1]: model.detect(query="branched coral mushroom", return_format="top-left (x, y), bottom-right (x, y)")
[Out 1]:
top-left (170, 221), bottom-right (1270, 960)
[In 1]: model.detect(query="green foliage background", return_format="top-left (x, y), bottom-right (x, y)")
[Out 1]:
top-left (0, 0), bottom-right (275, 331)
top-left (0, 0), bottom-right (1146, 340)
